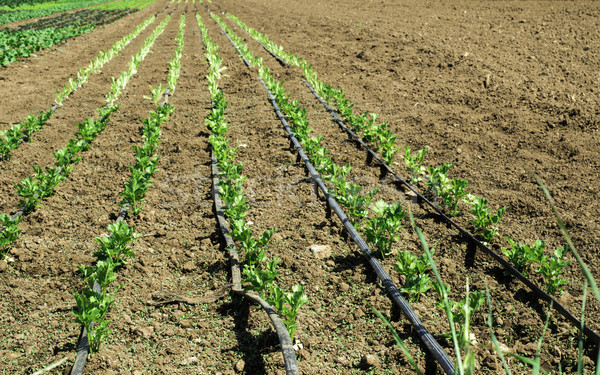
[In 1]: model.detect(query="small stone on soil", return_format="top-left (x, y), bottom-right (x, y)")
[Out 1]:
top-left (235, 359), bottom-right (245, 372)
top-left (309, 244), bottom-right (331, 259)
top-left (360, 354), bottom-right (380, 369)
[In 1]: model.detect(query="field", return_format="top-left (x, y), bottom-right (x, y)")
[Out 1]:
top-left (0, 0), bottom-right (599, 374)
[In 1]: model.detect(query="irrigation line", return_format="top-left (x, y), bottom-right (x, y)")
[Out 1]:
top-left (302, 79), bottom-right (600, 347)
top-left (207, 12), bottom-right (455, 374)
top-left (226, 14), bottom-right (289, 68)
top-left (199, 13), bottom-right (299, 374)
top-left (209, 150), bottom-right (299, 375)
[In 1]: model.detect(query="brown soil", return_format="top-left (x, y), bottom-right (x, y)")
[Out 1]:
top-left (1, 0), bottom-right (599, 374)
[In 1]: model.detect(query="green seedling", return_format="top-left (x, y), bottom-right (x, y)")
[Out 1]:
top-left (242, 258), bottom-right (279, 293)
top-left (94, 221), bottom-right (139, 266)
top-left (364, 200), bottom-right (406, 258)
top-left (403, 146), bottom-right (427, 184)
top-left (0, 214), bottom-right (20, 259)
top-left (502, 238), bottom-right (545, 276)
top-left (144, 84), bottom-right (167, 104)
top-left (536, 245), bottom-right (570, 296)
top-left (395, 249), bottom-right (433, 302)
top-left (465, 196), bottom-right (507, 242)
top-left (435, 282), bottom-right (485, 347)
top-left (72, 287), bottom-right (114, 353)
top-left (426, 162), bottom-right (452, 198)
top-left (267, 284), bottom-right (308, 341)
top-left (15, 176), bottom-right (41, 212)
top-left (440, 178), bottom-right (469, 217)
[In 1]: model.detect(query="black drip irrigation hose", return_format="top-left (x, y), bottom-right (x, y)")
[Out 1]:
top-left (229, 15), bottom-right (289, 68)
top-left (209, 150), bottom-right (299, 375)
top-left (302, 79), bottom-right (600, 347)
top-left (200, 16), bottom-right (299, 374)
top-left (209, 12), bottom-right (455, 374)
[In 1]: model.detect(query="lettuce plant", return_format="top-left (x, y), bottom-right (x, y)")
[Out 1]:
top-left (364, 200), bottom-right (406, 258)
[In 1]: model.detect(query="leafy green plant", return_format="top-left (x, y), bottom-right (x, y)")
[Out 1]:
top-left (536, 245), bottom-right (570, 296)
top-left (465, 196), bottom-right (507, 242)
top-left (502, 238), bottom-right (545, 276)
top-left (0, 213), bottom-right (20, 259)
top-left (364, 200), bottom-right (406, 258)
top-left (72, 288), bottom-right (114, 353)
top-left (143, 83), bottom-right (167, 104)
top-left (439, 178), bottom-right (469, 217)
top-left (267, 284), bottom-right (308, 341)
top-left (243, 259), bottom-right (279, 293)
top-left (15, 176), bottom-right (41, 212)
top-left (94, 221), bottom-right (139, 267)
top-left (434, 283), bottom-right (485, 347)
top-left (395, 250), bottom-right (433, 302)
top-left (403, 146), bottom-right (427, 184)
top-left (426, 162), bottom-right (452, 198)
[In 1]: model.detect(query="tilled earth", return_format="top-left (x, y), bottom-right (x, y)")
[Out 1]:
top-left (0, 0), bottom-right (599, 374)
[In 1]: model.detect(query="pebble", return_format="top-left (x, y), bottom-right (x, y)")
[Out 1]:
top-left (235, 359), bottom-right (245, 372)
top-left (360, 354), bottom-right (380, 369)
top-left (309, 244), bottom-right (331, 259)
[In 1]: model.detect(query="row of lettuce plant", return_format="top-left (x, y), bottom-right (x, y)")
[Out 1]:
top-left (119, 14), bottom-right (183, 214)
top-left (106, 15), bottom-right (170, 106)
top-left (224, 13), bottom-right (573, 298)
top-left (0, 14), bottom-right (169, 261)
top-left (73, 13), bottom-right (182, 353)
top-left (212, 14), bottom-right (489, 372)
top-left (198, 13), bottom-right (307, 342)
top-left (73, 90), bottom-right (175, 353)
top-left (166, 14), bottom-right (184, 94)
top-left (0, 106), bottom-right (118, 263)
top-left (0, 0), bottom-right (115, 26)
top-left (0, 15), bottom-right (156, 162)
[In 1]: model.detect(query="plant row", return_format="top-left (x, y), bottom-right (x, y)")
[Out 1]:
top-left (73, 95), bottom-right (175, 353)
top-left (224, 13), bottom-right (572, 297)
top-left (0, 0), bottom-right (115, 26)
top-left (0, 13), bottom-right (168, 261)
top-left (72, 8), bottom-right (182, 356)
top-left (106, 14), bottom-right (170, 106)
top-left (0, 23), bottom-right (95, 66)
top-left (198, 13), bottom-right (307, 343)
top-left (0, 14), bottom-right (156, 162)
top-left (2, 8), bottom-right (132, 32)
top-left (118, 13), bottom-right (183, 214)
top-left (167, 13), bottom-right (184, 94)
